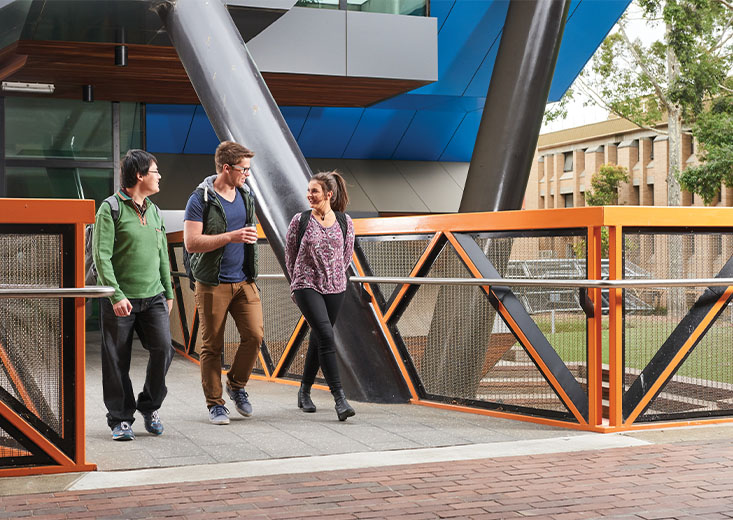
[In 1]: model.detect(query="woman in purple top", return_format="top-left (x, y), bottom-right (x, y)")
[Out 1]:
top-left (285, 171), bottom-right (356, 421)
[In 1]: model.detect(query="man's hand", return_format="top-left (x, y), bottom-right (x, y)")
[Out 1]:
top-left (228, 226), bottom-right (258, 244)
top-left (113, 298), bottom-right (133, 317)
top-left (167, 299), bottom-right (173, 315)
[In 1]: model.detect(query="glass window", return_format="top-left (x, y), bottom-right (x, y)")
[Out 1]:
top-left (563, 151), bottom-right (573, 172)
top-left (564, 193), bottom-right (574, 208)
top-left (120, 102), bottom-right (144, 152)
top-left (294, 0), bottom-right (340, 9)
top-left (6, 167), bottom-right (113, 207)
top-left (348, 0), bottom-right (427, 15)
top-left (5, 97), bottom-right (112, 160)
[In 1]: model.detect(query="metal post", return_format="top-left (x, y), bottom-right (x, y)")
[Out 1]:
top-left (0, 96), bottom-right (5, 197)
top-left (459, 0), bottom-right (571, 213)
top-left (155, 0), bottom-right (411, 403)
top-left (112, 101), bottom-right (121, 193)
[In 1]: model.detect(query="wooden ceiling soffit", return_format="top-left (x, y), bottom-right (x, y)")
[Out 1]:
top-left (3, 40), bottom-right (429, 107)
top-left (0, 42), bottom-right (29, 81)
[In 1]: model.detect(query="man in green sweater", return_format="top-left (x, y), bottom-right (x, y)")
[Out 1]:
top-left (93, 149), bottom-right (174, 441)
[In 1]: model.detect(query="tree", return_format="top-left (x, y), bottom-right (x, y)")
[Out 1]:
top-left (678, 86), bottom-right (733, 204)
top-left (573, 164), bottom-right (629, 258)
top-left (547, 0), bottom-right (733, 206)
top-left (585, 164), bottom-right (631, 206)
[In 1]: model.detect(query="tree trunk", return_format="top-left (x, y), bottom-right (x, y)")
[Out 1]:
top-left (666, 21), bottom-right (684, 316)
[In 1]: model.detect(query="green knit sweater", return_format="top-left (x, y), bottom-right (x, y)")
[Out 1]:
top-left (92, 191), bottom-right (174, 304)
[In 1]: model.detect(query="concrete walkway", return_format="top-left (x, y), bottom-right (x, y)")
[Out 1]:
top-left (2, 336), bottom-right (733, 518)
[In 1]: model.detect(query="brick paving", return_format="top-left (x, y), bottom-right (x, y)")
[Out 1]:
top-left (2, 439), bottom-right (733, 519)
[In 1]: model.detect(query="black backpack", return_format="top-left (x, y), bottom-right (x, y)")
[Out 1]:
top-left (296, 210), bottom-right (348, 254)
top-left (85, 195), bottom-right (121, 286)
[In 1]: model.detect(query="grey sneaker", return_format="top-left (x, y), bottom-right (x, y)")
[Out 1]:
top-left (142, 410), bottom-right (164, 435)
top-left (111, 421), bottom-right (135, 441)
top-left (208, 404), bottom-right (230, 425)
top-left (226, 384), bottom-right (252, 417)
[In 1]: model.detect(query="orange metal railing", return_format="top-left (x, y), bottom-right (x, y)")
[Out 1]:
top-left (168, 206), bottom-right (733, 433)
top-left (0, 199), bottom-right (97, 476)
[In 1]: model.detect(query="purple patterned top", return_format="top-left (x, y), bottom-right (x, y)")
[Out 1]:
top-left (285, 213), bottom-right (355, 294)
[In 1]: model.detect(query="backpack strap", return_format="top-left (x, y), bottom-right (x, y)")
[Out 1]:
top-left (296, 210), bottom-right (312, 254)
top-left (296, 210), bottom-right (348, 255)
top-left (104, 195), bottom-right (121, 223)
top-left (334, 211), bottom-right (347, 243)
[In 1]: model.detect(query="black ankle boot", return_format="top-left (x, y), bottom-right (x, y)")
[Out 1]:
top-left (332, 389), bottom-right (355, 421)
top-left (297, 383), bottom-right (316, 413)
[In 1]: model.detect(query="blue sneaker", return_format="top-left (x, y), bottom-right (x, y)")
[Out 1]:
top-left (208, 404), bottom-right (230, 425)
top-left (226, 384), bottom-right (252, 417)
top-left (142, 410), bottom-right (164, 435)
top-left (111, 421), bottom-right (135, 441)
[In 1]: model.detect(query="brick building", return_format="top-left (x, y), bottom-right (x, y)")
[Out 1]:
top-left (525, 116), bottom-right (723, 210)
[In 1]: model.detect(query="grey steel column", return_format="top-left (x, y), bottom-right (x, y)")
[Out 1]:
top-left (459, 0), bottom-right (571, 212)
top-left (428, 0), bottom-right (571, 400)
top-left (155, 0), bottom-right (411, 403)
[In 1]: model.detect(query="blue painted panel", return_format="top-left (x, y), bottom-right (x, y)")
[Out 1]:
top-left (439, 109), bottom-right (482, 162)
top-left (430, 0), bottom-right (455, 33)
top-left (392, 110), bottom-right (465, 161)
top-left (343, 109), bottom-right (415, 159)
top-left (280, 106), bottom-right (310, 139)
top-left (146, 104), bottom-right (196, 154)
top-left (297, 107), bottom-right (364, 158)
top-left (183, 106), bottom-right (221, 154)
top-left (415, 0), bottom-right (507, 96)
top-left (463, 34), bottom-right (500, 98)
top-left (548, 0), bottom-right (631, 101)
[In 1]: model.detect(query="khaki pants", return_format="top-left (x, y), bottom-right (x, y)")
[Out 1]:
top-left (194, 281), bottom-right (263, 408)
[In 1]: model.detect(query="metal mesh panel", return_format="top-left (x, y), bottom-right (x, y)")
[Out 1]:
top-left (0, 426), bottom-right (30, 462)
top-left (476, 234), bottom-right (589, 402)
top-left (285, 326), bottom-right (322, 381)
top-left (258, 243), bottom-right (303, 374)
top-left (393, 241), bottom-right (570, 413)
top-left (357, 236), bottom-right (432, 308)
top-left (0, 234), bottom-right (63, 436)
top-left (624, 231), bottom-right (733, 419)
top-left (170, 245), bottom-right (196, 350)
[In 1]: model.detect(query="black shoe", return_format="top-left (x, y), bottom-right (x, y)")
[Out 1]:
top-left (332, 389), bottom-right (355, 421)
top-left (298, 383), bottom-right (317, 413)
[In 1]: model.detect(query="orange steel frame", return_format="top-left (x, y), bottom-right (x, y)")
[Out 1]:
top-left (355, 207), bottom-right (733, 432)
top-left (168, 207), bottom-right (733, 433)
top-left (0, 199), bottom-right (96, 477)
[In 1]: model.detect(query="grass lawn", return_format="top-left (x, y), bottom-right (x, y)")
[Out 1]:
top-left (524, 314), bottom-right (733, 384)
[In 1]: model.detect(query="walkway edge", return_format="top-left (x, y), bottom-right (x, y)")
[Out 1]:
top-left (61, 433), bottom-right (650, 492)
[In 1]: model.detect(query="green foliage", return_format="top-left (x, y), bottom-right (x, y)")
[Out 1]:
top-left (585, 164), bottom-right (630, 206)
top-left (571, 164), bottom-right (629, 259)
top-left (570, 0), bottom-right (732, 203)
top-left (544, 88), bottom-right (575, 123)
top-left (679, 92), bottom-right (733, 204)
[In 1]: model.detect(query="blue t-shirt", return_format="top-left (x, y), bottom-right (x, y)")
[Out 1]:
top-left (184, 189), bottom-right (248, 283)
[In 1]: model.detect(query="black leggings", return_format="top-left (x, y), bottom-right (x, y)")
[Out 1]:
top-left (293, 289), bottom-right (345, 390)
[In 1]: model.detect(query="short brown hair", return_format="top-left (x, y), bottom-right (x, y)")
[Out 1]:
top-left (215, 141), bottom-right (254, 173)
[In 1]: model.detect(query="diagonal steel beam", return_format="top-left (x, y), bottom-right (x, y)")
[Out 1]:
top-left (623, 255), bottom-right (733, 422)
top-left (451, 232), bottom-right (589, 422)
top-left (155, 0), bottom-right (411, 403)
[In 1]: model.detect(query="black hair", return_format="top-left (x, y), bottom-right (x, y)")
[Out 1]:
top-left (120, 149), bottom-right (157, 189)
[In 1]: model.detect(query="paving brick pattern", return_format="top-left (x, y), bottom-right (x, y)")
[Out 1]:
top-left (3, 440), bottom-right (733, 519)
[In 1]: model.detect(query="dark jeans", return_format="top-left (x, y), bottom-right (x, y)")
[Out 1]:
top-left (100, 293), bottom-right (173, 429)
top-left (293, 289), bottom-right (345, 390)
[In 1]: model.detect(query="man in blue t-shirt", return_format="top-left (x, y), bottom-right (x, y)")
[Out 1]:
top-left (183, 141), bottom-right (263, 425)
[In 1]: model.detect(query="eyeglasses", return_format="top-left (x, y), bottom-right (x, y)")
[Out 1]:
top-left (230, 165), bottom-right (250, 174)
